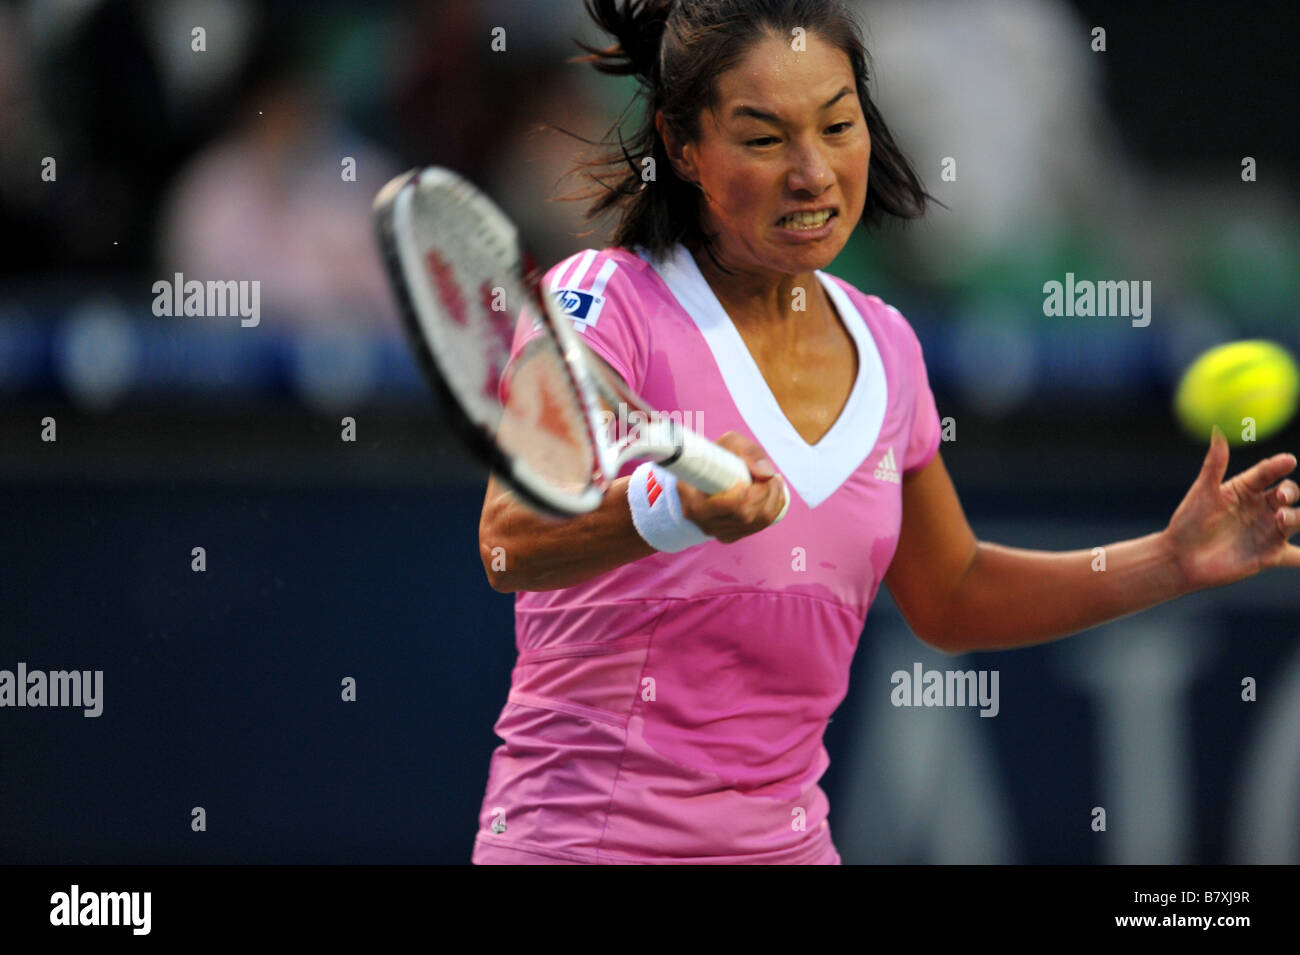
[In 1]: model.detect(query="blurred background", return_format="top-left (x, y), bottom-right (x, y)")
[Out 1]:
top-left (1, 0), bottom-right (1297, 863)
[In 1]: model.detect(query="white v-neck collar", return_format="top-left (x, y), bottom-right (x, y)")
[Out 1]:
top-left (640, 243), bottom-right (888, 509)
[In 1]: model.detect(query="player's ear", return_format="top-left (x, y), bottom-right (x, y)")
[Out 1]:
top-left (655, 110), bottom-right (700, 186)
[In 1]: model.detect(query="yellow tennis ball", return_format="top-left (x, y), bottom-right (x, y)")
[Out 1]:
top-left (1174, 339), bottom-right (1300, 445)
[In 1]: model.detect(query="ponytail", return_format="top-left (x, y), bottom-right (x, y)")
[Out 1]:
top-left (574, 0), bottom-right (674, 86)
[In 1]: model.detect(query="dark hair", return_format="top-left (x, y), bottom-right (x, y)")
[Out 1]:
top-left (567, 0), bottom-right (934, 265)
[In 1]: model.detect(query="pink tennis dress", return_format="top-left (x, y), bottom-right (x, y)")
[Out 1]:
top-left (472, 243), bottom-right (942, 864)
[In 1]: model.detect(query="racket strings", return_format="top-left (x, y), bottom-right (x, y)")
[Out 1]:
top-left (403, 179), bottom-right (601, 503)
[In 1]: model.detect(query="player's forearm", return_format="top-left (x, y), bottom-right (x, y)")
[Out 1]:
top-left (481, 476), bottom-right (656, 593)
top-left (929, 531), bottom-right (1189, 653)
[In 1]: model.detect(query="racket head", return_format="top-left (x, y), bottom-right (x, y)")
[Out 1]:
top-left (373, 167), bottom-right (606, 516)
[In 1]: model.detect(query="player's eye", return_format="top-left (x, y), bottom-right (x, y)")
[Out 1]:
top-left (826, 122), bottom-right (853, 135)
top-left (746, 136), bottom-right (780, 147)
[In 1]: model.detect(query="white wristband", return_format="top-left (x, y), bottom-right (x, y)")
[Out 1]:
top-left (627, 461), bottom-right (714, 553)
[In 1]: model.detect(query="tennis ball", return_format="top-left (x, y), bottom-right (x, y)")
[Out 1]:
top-left (1174, 339), bottom-right (1300, 445)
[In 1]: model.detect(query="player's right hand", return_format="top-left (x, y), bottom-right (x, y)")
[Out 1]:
top-left (677, 431), bottom-right (789, 543)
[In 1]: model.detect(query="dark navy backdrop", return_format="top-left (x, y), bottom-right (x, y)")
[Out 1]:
top-left (3, 434), bottom-right (1296, 863)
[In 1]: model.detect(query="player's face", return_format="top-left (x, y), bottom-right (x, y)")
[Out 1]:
top-left (682, 31), bottom-right (869, 278)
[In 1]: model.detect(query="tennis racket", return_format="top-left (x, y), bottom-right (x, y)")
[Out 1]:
top-left (373, 165), bottom-right (789, 521)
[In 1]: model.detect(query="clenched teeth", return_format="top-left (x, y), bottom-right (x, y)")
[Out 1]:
top-left (777, 210), bottom-right (834, 230)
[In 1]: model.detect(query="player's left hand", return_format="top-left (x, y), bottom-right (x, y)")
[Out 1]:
top-left (1164, 425), bottom-right (1300, 591)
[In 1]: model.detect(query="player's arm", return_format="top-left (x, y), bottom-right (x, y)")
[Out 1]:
top-left (479, 349), bottom-right (654, 593)
top-left (478, 354), bottom-right (780, 593)
top-left (479, 470), bottom-right (655, 593)
top-left (884, 451), bottom-right (1186, 653)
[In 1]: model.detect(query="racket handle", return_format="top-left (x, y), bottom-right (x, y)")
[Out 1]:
top-left (665, 429), bottom-right (791, 524)
top-left (665, 427), bottom-right (748, 493)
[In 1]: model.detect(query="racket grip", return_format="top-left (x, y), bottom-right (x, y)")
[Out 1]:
top-left (663, 429), bottom-right (791, 525)
top-left (665, 428), bottom-right (752, 495)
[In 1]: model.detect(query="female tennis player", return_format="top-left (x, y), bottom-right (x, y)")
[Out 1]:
top-left (472, 0), bottom-right (1300, 864)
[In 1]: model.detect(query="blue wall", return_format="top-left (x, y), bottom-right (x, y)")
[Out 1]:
top-left (2, 471), bottom-right (1297, 863)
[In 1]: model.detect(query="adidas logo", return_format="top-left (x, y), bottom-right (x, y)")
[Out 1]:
top-left (646, 470), bottom-right (664, 507)
top-left (873, 447), bottom-right (901, 484)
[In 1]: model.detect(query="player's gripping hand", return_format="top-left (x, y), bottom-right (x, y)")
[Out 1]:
top-left (677, 431), bottom-right (789, 543)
